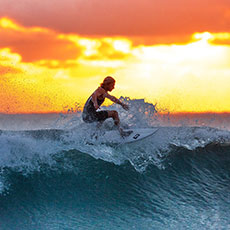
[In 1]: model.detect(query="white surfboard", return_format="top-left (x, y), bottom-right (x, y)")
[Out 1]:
top-left (92, 128), bottom-right (158, 144)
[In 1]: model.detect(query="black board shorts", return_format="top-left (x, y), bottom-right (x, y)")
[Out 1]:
top-left (82, 110), bottom-right (109, 123)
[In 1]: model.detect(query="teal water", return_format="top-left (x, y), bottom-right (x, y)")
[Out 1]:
top-left (0, 126), bottom-right (230, 230)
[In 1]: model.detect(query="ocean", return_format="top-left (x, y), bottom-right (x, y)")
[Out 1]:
top-left (0, 100), bottom-right (230, 230)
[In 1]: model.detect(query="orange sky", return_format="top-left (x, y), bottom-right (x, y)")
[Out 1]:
top-left (0, 0), bottom-right (230, 113)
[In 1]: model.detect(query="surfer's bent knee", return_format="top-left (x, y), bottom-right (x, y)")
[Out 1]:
top-left (107, 110), bottom-right (120, 124)
top-left (108, 110), bottom-right (118, 118)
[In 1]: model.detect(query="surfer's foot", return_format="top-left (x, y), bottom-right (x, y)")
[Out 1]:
top-left (120, 129), bottom-right (133, 138)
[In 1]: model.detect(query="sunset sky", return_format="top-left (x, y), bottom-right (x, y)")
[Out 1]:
top-left (0, 0), bottom-right (230, 113)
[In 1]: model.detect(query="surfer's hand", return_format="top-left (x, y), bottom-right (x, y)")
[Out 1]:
top-left (122, 104), bottom-right (129, 111)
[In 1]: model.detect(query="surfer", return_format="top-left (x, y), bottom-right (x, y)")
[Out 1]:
top-left (82, 76), bottom-right (132, 137)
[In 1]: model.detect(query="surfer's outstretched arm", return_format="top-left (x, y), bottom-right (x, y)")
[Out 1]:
top-left (105, 93), bottom-right (129, 111)
top-left (105, 93), bottom-right (131, 137)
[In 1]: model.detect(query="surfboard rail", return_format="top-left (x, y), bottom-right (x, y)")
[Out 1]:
top-left (91, 128), bottom-right (159, 144)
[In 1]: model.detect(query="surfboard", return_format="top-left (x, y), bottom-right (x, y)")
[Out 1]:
top-left (91, 128), bottom-right (159, 144)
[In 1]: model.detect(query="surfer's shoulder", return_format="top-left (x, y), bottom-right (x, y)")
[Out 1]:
top-left (92, 87), bottom-right (106, 98)
top-left (96, 87), bottom-right (106, 94)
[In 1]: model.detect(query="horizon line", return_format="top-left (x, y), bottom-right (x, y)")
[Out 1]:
top-left (1, 111), bottom-right (230, 115)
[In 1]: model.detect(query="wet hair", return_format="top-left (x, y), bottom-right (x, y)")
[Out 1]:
top-left (100, 76), bottom-right (115, 89)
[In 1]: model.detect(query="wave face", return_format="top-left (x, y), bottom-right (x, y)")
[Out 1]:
top-left (1, 100), bottom-right (230, 229)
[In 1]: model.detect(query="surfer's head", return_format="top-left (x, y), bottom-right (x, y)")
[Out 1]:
top-left (101, 76), bottom-right (115, 91)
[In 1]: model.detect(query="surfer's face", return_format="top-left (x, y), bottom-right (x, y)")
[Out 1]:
top-left (106, 82), bottom-right (115, 91)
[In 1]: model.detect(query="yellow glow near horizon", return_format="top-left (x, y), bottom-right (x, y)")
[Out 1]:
top-left (1, 18), bottom-right (230, 113)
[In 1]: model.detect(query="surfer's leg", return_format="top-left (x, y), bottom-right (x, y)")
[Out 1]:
top-left (94, 111), bottom-right (108, 135)
top-left (107, 110), bottom-right (122, 133)
top-left (107, 110), bottom-right (120, 125)
top-left (96, 111), bottom-right (109, 123)
top-left (107, 111), bottom-right (132, 137)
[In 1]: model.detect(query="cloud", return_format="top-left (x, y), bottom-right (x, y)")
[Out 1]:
top-left (0, 65), bottom-right (22, 76)
top-left (80, 38), bottom-right (132, 60)
top-left (1, 16), bottom-right (230, 113)
top-left (0, 48), bottom-right (22, 77)
top-left (0, 0), bottom-right (229, 43)
top-left (0, 18), bottom-right (82, 63)
top-left (0, 17), bottom-right (132, 68)
top-left (193, 32), bottom-right (230, 46)
top-left (210, 33), bottom-right (230, 46)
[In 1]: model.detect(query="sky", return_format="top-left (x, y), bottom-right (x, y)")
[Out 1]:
top-left (0, 0), bottom-right (230, 113)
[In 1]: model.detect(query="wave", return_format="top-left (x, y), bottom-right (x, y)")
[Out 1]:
top-left (0, 124), bottom-right (230, 194)
top-left (1, 98), bottom-right (230, 195)
top-left (1, 143), bottom-right (230, 230)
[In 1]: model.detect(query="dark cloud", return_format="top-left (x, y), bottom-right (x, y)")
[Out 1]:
top-left (0, 0), bottom-right (229, 42)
